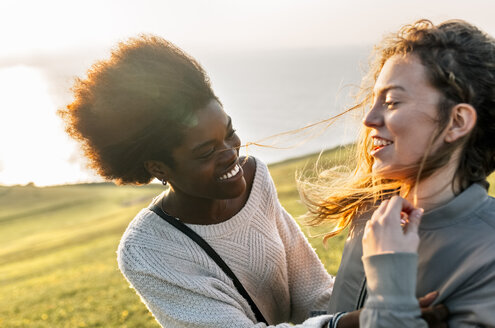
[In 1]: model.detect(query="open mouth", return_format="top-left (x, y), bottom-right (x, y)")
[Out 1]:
top-left (218, 164), bottom-right (241, 181)
top-left (371, 137), bottom-right (393, 153)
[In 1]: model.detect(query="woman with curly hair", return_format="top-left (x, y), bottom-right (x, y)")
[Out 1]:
top-left (301, 19), bottom-right (495, 327)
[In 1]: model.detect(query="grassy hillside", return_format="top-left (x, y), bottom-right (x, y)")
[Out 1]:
top-left (1, 146), bottom-right (494, 327)
top-left (0, 183), bottom-right (165, 327)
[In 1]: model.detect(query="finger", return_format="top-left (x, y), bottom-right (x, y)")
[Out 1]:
top-left (398, 196), bottom-right (417, 215)
top-left (370, 199), bottom-right (390, 225)
top-left (418, 291), bottom-right (439, 307)
top-left (404, 207), bottom-right (424, 235)
top-left (421, 304), bottom-right (449, 326)
top-left (380, 196), bottom-right (405, 226)
top-left (373, 199), bottom-right (390, 218)
top-left (388, 195), bottom-right (417, 215)
top-left (433, 304), bottom-right (449, 321)
top-left (364, 219), bottom-right (372, 230)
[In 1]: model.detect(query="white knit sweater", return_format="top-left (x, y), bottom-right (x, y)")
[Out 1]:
top-left (117, 158), bottom-right (335, 327)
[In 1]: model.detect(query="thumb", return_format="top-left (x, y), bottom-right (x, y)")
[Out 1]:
top-left (405, 208), bottom-right (423, 235)
top-left (418, 291), bottom-right (439, 307)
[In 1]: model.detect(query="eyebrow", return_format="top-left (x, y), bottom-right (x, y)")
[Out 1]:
top-left (373, 85), bottom-right (406, 97)
top-left (191, 117), bottom-right (232, 153)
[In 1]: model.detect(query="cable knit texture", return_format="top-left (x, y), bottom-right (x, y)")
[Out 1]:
top-left (117, 158), bottom-right (334, 327)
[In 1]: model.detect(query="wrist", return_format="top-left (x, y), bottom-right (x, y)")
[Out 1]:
top-left (363, 253), bottom-right (418, 306)
top-left (327, 312), bottom-right (347, 328)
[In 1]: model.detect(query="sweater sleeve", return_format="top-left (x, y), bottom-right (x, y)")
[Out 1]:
top-left (277, 207), bottom-right (335, 323)
top-left (118, 244), bottom-right (335, 328)
top-left (258, 158), bottom-right (334, 323)
top-left (359, 253), bottom-right (427, 328)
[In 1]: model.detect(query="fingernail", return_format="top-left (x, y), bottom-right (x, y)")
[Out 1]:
top-left (414, 208), bottom-right (424, 218)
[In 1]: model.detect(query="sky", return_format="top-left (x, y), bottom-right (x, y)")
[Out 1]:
top-left (1, 0), bottom-right (495, 186)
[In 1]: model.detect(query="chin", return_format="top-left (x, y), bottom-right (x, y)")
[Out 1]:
top-left (372, 161), bottom-right (386, 175)
top-left (373, 162), bottom-right (399, 179)
top-left (218, 179), bottom-right (247, 199)
top-left (374, 166), bottom-right (413, 182)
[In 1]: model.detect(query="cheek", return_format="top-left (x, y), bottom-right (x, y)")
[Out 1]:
top-left (388, 113), bottom-right (437, 160)
top-left (180, 162), bottom-right (216, 186)
top-left (387, 113), bottom-right (414, 147)
top-left (196, 163), bottom-right (217, 183)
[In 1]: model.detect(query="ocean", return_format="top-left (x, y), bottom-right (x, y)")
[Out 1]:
top-left (198, 46), bottom-right (370, 163)
top-left (0, 45), bottom-right (372, 185)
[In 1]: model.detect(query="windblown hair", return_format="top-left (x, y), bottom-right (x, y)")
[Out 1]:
top-left (59, 35), bottom-right (217, 184)
top-left (300, 19), bottom-right (495, 239)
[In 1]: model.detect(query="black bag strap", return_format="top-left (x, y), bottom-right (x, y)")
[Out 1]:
top-left (149, 204), bottom-right (267, 324)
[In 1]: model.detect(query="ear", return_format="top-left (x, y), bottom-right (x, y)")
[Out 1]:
top-left (444, 103), bottom-right (477, 143)
top-left (144, 160), bottom-right (171, 183)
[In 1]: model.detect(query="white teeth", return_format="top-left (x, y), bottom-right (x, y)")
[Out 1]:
top-left (373, 138), bottom-right (393, 147)
top-left (219, 164), bottom-right (240, 181)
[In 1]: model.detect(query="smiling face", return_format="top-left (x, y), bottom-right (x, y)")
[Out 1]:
top-left (164, 99), bottom-right (246, 200)
top-left (364, 54), bottom-right (446, 180)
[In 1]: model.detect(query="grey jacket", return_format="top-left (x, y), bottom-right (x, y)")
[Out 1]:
top-left (329, 184), bottom-right (495, 327)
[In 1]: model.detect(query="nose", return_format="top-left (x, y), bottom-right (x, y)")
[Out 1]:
top-left (218, 137), bottom-right (240, 164)
top-left (363, 102), bottom-right (384, 128)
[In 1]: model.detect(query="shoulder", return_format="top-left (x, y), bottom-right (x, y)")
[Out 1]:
top-left (442, 195), bottom-right (495, 263)
top-left (117, 208), bottom-right (178, 267)
top-left (479, 196), bottom-right (495, 222)
top-left (478, 195), bottom-right (495, 228)
top-left (117, 210), bottom-right (209, 285)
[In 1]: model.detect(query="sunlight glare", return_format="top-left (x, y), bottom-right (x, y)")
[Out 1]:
top-left (0, 66), bottom-right (99, 186)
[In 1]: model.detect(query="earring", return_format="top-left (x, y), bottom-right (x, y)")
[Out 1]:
top-left (161, 179), bottom-right (168, 186)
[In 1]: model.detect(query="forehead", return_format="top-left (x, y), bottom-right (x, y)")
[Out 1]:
top-left (374, 54), bottom-right (435, 96)
top-left (180, 100), bottom-right (228, 147)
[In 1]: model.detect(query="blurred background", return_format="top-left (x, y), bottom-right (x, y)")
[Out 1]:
top-left (2, 0), bottom-right (495, 186)
top-left (2, 1), bottom-right (495, 327)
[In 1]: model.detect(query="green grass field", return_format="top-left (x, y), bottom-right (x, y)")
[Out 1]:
top-left (1, 147), bottom-right (494, 327)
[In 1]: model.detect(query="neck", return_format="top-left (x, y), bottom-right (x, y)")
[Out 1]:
top-left (161, 189), bottom-right (234, 225)
top-left (402, 164), bottom-right (459, 212)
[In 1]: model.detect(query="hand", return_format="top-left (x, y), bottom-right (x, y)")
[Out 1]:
top-left (332, 293), bottom-right (448, 328)
top-left (418, 291), bottom-right (450, 328)
top-left (335, 310), bottom-right (360, 328)
top-left (362, 196), bottom-right (423, 257)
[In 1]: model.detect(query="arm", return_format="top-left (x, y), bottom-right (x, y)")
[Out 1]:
top-left (360, 253), bottom-right (426, 328)
top-left (259, 158), bottom-right (334, 322)
top-left (119, 244), bottom-right (336, 328)
top-left (277, 207), bottom-right (335, 323)
top-left (359, 196), bottom-right (427, 327)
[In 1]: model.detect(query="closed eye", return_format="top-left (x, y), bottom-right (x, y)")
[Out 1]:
top-left (199, 147), bottom-right (216, 159)
top-left (227, 128), bottom-right (237, 139)
top-left (384, 101), bottom-right (399, 109)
